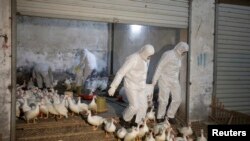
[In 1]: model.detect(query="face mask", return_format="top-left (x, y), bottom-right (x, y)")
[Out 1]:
top-left (177, 46), bottom-right (188, 56)
top-left (181, 51), bottom-right (187, 56)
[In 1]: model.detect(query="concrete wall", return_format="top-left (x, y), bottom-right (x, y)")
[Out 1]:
top-left (189, 0), bottom-right (215, 121)
top-left (17, 16), bottom-right (109, 82)
top-left (0, 0), bottom-right (11, 140)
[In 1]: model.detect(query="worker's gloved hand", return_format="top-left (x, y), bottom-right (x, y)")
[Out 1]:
top-left (108, 87), bottom-right (116, 96)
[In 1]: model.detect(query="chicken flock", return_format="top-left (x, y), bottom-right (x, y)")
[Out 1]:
top-left (16, 82), bottom-right (206, 141)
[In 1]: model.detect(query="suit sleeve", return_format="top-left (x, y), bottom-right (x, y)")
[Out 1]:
top-left (152, 53), bottom-right (169, 84)
top-left (110, 56), bottom-right (136, 89)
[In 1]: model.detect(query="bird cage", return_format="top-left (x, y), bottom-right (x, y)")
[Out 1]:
top-left (210, 96), bottom-right (250, 124)
top-left (96, 96), bottom-right (108, 113)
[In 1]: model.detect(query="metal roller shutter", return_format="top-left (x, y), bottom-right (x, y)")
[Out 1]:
top-left (17, 0), bottom-right (189, 28)
top-left (215, 3), bottom-right (250, 115)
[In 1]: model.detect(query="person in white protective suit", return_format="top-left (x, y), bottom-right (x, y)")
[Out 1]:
top-left (32, 63), bottom-right (53, 89)
top-left (118, 84), bottom-right (154, 107)
top-left (74, 49), bottom-right (97, 95)
top-left (152, 42), bottom-right (189, 124)
top-left (108, 44), bottom-right (155, 127)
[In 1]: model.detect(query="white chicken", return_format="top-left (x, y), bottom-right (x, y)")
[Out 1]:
top-left (169, 134), bottom-right (175, 141)
top-left (45, 96), bottom-right (59, 117)
top-left (86, 110), bottom-right (105, 130)
top-left (104, 118), bottom-right (117, 138)
top-left (155, 127), bottom-right (166, 141)
top-left (67, 96), bottom-right (80, 116)
top-left (54, 95), bottom-right (68, 119)
top-left (17, 81), bottom-right (26, 90)
top-left (22, 97), bottom-right (31, 113)
top-left (52, 93), bottom-right (61, 104)
top-left (178, 122), bottom-right (193, 138)
top-left (24, 103), bottom-right (40, 124)
top-left (166, 127), bottom-right (173, 141)
top-left (146, 106), bottom-right (155, 122)
top-left (47, 104), bottom-right (59, 118)
top-left (138, 118), bottom-right (149, 140)
top-left (16, 101), bottom-right (21, 118)
top-left (64, 94), bottom-right (73, 109)
top-left (88, 95), bottom-right (97, 113)
top-left (39, 98), bottom-right (49, 119)
top-left (145, 131), bottom-right (156, 141)
top-left (197, 129), bottom-right (207, 141)
top-left (116, 127), bottom-right (127, 141)
top-left (153, 118), bottom-right (171, 135)
top-left (175, 135), bottom-right (188, 141)
top-left (64, 77), bottom-right (73, 90)
top-left (124, 126), bottom-right (139, 141)
top-left (27, 95), bottom-right (39, 108)
top-left (77, 97), bottom-right (88, 112)
top-left (52, 80), bottom-right (58, 87)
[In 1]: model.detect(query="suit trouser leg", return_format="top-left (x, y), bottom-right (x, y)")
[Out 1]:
top-left (167, 83), bottom-right (181, 118)
top-left (157, 81), bottom-right (170, 119)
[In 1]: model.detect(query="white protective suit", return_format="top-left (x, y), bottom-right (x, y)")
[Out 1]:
top-left (75, 49), bottom-right (97, 86)
top-left (32, 63), bottom-right (53, 89)
top-left (109, 44), bottom-right (155, 124)
top-left (119, 84), bottom-right (154, 107)
top-left (152, 42), bottom-right (189, 119)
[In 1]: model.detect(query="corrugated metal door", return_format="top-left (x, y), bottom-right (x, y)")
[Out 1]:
top-left (215, 3), bottom-right (250, 115)
top-left (17, 0), bottom-right (189, 28)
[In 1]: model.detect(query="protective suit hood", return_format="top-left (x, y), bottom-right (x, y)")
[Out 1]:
top-left (139, 44), bottom-right (155, 60)
top-left (174, 42), bottom-right (189, 56)
top-left (80, 48), bottom-right (88, 61)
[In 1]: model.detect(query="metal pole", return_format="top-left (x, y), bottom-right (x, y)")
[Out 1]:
top-left (110, 23), bottom-right (115, 75)
top-left (10, 0), bottom-right (17, 140)
top-left (186, 0), bottom-right (193, 124)
top-left (212, 0), bottom-right (219, 117)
